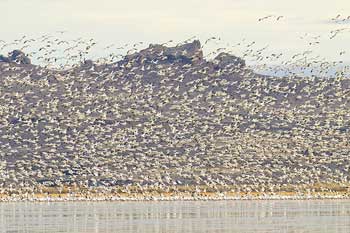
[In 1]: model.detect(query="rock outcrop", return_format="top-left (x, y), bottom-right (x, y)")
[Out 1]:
top-left (119, 40), bottom-right (204, 66)
top-left (0, 50), bottom-right (31, 65)
top-left (213, 52), bottom-right (246, 69)
top-left (0, 55), bottom-right (11, 63)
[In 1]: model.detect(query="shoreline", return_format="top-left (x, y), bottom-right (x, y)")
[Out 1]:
top-left (1, 191), bottom-right (349, 202)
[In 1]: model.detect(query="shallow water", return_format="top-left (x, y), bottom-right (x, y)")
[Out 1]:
top-left (1, 200), bottom-right (349, 233)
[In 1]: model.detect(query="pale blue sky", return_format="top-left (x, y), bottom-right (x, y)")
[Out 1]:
top-left (1, 0), bottom-right (350, 65)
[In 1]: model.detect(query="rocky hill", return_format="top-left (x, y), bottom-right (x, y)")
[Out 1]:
top-left (0, 40), bottom-right (349, 196)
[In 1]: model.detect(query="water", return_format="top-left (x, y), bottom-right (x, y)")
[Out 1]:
top-left (1, 200), bottom-right (349, 233)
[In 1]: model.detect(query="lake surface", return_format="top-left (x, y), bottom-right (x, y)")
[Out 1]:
top-left (1, 200), bottom-right (349, 233)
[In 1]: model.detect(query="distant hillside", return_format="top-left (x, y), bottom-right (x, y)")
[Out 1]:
top-left (0, 40), bottom-right (349, 195)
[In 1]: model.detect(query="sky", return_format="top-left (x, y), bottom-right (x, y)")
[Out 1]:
top-left (1, 0), bottom-right (350, 67)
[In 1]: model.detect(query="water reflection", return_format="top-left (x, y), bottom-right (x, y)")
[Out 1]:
top-left (1, 200), bottom-right (349, 233)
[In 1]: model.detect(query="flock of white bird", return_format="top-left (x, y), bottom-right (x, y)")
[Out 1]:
top-left (0, 15), bottom-right (349, 201)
